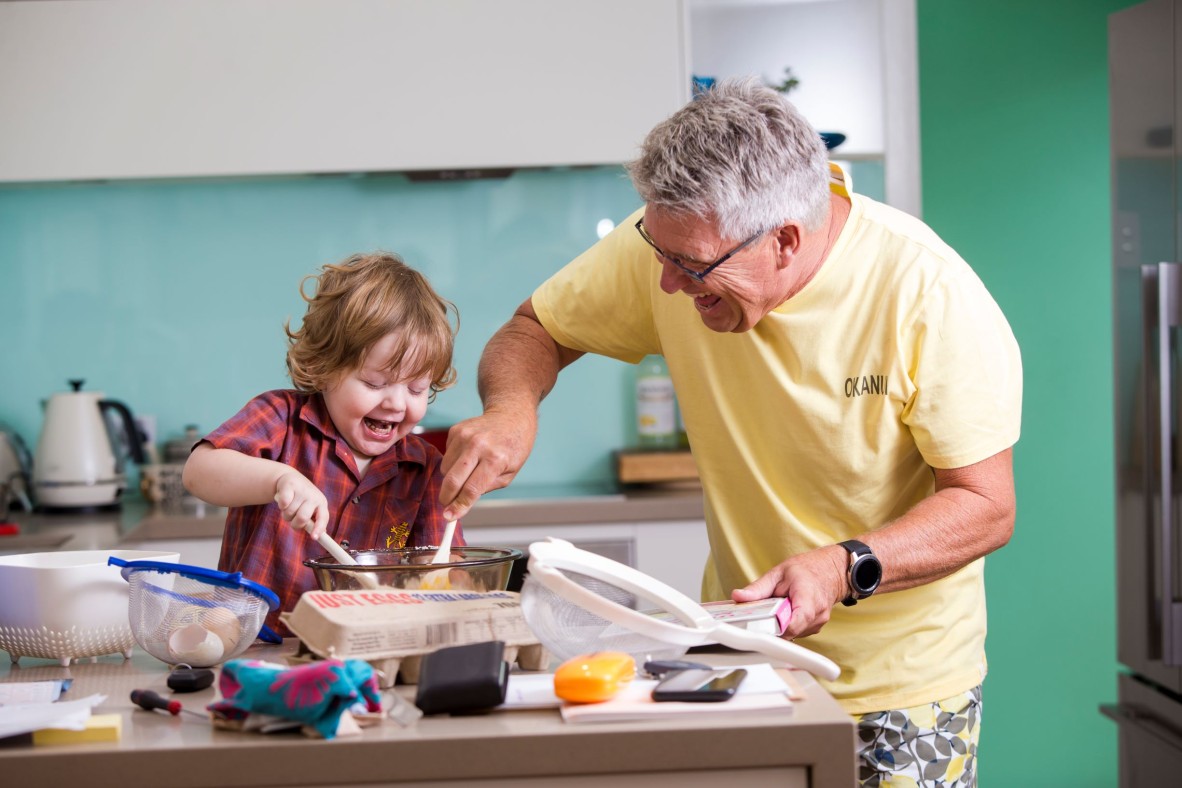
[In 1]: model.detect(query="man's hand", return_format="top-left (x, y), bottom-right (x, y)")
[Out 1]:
top-left (272, 470), bottom-right (330, 539)
top-left (439, 409), bottom-right (537, 521)
top-left (731, 545), bottom-right (848, 639)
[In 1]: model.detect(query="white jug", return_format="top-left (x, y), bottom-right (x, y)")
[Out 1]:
top-left (33, 379), bottom-right (146, 510)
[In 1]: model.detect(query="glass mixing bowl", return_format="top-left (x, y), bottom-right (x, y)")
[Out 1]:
top-left (303, 546), bottom-right (522, 592)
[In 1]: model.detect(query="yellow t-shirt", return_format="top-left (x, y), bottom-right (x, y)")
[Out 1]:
top-left (531, 168), bottom-right (1022, 713)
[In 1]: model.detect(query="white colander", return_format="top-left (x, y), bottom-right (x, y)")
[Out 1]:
top-left (0, 549), bottom-right (179, 666)
top-left (521, 538), bottom-right (840, 680)
top-left (108, 557), bottom-right (281, 667)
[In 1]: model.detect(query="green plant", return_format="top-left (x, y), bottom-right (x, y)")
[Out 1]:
top-left (771, 67), bottom-right (800, 94)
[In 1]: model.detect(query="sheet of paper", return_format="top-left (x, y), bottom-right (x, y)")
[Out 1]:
top-left (503, 673), bottom-right (562, 709)
top-left (559, 680), bottom-right (794, 724)
top-left (729, 663), bottom-right (793, 695)
top-left (0, 693), bottom-right (106, 740)
top-left (0, 680), bottom-right (69, 705)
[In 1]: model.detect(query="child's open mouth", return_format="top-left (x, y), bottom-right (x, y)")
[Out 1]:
top-left (363, 417), bottom-right (395, 437)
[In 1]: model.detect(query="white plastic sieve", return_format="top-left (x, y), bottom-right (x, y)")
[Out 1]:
top-left (521, 538), bottom-right (840, 681)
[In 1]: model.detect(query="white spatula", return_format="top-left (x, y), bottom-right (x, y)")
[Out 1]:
top-left (316, 531), bottom-right (381, 591)
top-left (420, 519), bottom-right (457, 589)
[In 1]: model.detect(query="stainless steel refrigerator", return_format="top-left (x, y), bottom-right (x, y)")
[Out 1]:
top-left (1107, 1), bottom-right (1182, 783)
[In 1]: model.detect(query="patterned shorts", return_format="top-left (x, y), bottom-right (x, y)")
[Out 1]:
top-left (854, 685), bottom-right (982, 787)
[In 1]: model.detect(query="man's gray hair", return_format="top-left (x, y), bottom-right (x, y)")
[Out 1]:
top-left (626, 77), bottom-right (831, 239)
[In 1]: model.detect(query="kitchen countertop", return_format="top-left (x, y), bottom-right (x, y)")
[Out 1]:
top-left (0, 640), bottom-right (856, 787)
top-left (1, 485), bottom-right (705, 553)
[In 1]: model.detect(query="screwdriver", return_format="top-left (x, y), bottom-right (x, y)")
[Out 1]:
top-left (130, 689), bottom-right (207, 719)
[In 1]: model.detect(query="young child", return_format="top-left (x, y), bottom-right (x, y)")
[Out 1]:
top-left (183, 251), bottom-right (463, 632)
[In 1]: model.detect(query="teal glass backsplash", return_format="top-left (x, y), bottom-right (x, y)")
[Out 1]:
top-left (0, 160), bottom-right (884, 493)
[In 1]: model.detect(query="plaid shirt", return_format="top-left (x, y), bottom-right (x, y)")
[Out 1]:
top-left (205, 389), bottom-right (463, 634)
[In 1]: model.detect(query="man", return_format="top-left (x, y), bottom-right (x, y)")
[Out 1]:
top-left (440, 78), bottom-right (1020, 786)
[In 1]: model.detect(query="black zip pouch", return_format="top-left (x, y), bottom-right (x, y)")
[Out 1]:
top-left (168, 665), bottom-right (216, 693)
top-left (414, 640), bottom-right (509, 715)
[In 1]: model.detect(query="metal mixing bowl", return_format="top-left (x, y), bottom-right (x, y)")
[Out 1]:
top-left (303, 546), bottom-right (523, 592)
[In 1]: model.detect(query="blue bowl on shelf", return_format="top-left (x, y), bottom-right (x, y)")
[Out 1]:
top-left (820, 132), bottom-right (846, 150)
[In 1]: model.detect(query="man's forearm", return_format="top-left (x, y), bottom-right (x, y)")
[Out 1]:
top-left (863, 448), bottom-right (1015, 594)
top-left (734, 449), bottom-right (1016, 636)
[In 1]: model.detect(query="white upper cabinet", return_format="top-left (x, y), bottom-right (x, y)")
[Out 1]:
top-left (0, 0), bottom-right (689, 182)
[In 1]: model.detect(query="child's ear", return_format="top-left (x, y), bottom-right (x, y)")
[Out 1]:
top-left (321, 368), bottom-right (349, 392)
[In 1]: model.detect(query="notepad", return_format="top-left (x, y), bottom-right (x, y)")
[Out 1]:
top-left (559, 680), bottom-right (794, 724)
top-left (33, 713), bottom-right (121, 745)
top-left (502, 662), bottom-right (799, 723)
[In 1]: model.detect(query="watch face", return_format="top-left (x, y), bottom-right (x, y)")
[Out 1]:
top-left (851, 555), bottom-right (882, 594)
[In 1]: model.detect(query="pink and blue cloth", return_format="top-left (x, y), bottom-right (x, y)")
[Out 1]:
top-left (209, 658), bottom-right (381, 739)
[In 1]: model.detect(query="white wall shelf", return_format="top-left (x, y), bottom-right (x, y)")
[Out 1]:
top-left (688, 0), bottom-right (920, 216)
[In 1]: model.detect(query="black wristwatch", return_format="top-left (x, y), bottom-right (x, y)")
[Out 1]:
top-left (839, 539), bottom-right (882, 606)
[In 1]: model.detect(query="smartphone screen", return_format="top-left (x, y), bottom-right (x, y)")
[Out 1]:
top-left (651, 668), bottom-right (748, 703)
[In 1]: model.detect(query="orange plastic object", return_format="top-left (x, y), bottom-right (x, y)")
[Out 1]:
top-left (553, 651), bottom-right (637, 703)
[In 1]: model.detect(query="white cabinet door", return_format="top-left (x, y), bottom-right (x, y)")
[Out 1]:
top-left (632, 519), bottom-right (711, 601)
top-left (0, 0), bottom-right (688, 182)
top-left (119, 538), bottom-right (222, 569)
top-left (465, 519), bottom-right (710, 601)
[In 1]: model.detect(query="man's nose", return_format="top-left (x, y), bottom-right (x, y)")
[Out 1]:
top-left (658, 259), bottom-right (692, 294)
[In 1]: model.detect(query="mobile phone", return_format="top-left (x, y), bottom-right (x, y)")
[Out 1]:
top-left (641, 659), bottom-right (711, 679)
top-left (650, 668), bottom-right (748, 703)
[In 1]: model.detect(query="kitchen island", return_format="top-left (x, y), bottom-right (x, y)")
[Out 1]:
top-left (0, 640), bottom-right (856, 787)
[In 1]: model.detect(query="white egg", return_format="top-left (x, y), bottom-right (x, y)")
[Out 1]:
top-left (200, 607), bottom-right (241, 653)
top-left (167, 623), bottom-right (225, 666)
top-left (176, 604), bottom-right (208, 626)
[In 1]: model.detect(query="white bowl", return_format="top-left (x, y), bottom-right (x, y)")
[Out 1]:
top-left (0, 549), bottom-right (180, 665)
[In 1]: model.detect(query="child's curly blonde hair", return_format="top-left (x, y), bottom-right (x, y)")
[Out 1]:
top-left (285, 252), bottom-right (458, 399)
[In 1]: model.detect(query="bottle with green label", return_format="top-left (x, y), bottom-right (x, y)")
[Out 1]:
top-left (636, 355), bottom-right (677, 450)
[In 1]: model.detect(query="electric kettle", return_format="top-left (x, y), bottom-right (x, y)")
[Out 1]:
top-left (33, 379), bottom-right (147, 510)
top-left (0, 427), bottom-right (33, 514)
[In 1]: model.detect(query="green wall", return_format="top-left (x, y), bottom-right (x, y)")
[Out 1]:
top-left (0, 167), bottom-right (640, 494)
top-left (918, 1), bottom-right (1138, 784)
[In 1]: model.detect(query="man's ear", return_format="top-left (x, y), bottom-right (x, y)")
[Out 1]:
top-left (772, 223), bottom-right (802, 269)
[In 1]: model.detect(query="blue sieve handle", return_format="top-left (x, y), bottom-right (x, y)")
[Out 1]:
top-left (257, 625), bottom-right (283, 644)
top-left (107, 556), bottom-right (281, 611)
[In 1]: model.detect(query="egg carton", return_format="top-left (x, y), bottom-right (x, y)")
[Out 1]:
top-left (280, 589), bottom-right (549, 689)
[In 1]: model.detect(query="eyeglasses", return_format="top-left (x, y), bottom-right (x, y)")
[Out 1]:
top-left (635, 217), bottom-right (764, 283)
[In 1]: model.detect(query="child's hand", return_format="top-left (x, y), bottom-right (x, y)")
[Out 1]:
top-left (273, 472), bottom-right (330, 539)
